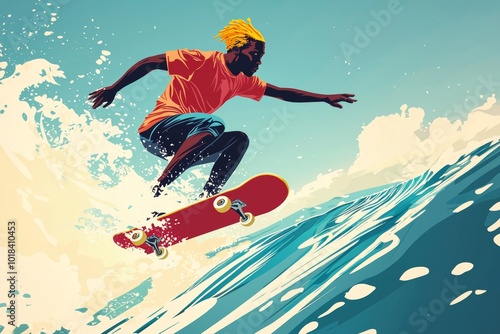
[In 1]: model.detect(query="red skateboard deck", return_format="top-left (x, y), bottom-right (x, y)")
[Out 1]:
top-left (113, 173), bottom-right (289, 259)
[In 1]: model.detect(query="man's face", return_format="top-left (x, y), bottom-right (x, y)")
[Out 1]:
top-left (238, 40), bottom-right (265, 77)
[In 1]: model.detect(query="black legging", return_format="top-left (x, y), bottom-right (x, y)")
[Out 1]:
top-left (139, 113), bottom-right (249, 194)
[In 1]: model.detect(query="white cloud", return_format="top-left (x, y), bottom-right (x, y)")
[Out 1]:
top-left (272, 95), bottom-right (500, 219)
top-left (349, 105), bottom-right (427, 175)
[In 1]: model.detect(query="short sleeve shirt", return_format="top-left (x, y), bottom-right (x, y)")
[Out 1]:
top-left (138, 49), bottom-right (266, 132)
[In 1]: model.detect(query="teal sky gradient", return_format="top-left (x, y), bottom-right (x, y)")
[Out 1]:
top-left (2, 0), bottom-right (499, 190)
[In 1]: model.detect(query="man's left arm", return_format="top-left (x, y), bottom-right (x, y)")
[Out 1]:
top-left (264, 83), bottom-right (357, 109)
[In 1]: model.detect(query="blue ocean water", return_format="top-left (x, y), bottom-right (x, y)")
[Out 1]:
top-left (95, 139), bottom-right (500, 333)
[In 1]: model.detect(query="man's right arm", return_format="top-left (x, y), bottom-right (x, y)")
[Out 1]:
top-left (88, 53), bottom-right (167, 109)
top-left (111, 53), bottom-right (167, 92)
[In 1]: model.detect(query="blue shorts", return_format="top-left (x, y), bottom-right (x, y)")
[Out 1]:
top-left (139, 113), bottom-right (225, 160)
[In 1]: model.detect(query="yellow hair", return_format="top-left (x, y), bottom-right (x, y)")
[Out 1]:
top-left (214, 18), bottom-right (265, 50)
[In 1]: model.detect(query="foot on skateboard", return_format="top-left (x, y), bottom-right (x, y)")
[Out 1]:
top-left (152, 184), bottom-right (164, 197)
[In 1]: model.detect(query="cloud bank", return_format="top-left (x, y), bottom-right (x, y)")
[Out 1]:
top-left (275, 95), bottom-right (500, 220)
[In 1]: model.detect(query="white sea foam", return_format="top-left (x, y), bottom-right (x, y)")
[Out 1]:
top-left (487, 218), bottom-right (500, 232)
top-left (451, 262), bottom-right (474, 276)
top-left (318, 301), bottom-right (345, 318)
top-left (450, 290), bottom-right (473, 305)
top-left (400, 266), bottom-right (430, 281)
top-left (475, 183), bottom-right (493, 194)
top-left (453, 201), bottom-right (474, 213)
top-left (281, 288), bottom-right (304, 302)
top-left (345, 284), bottom-right (376, 300)
top-left (493, 234), bottom-right (500, 247)
top-left (299, 321), bottom-right (319, 334)
top-left (489, 202), bottom-right (500, 211)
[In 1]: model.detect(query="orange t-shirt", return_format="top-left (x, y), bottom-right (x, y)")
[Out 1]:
top-left (138, 49), bottom-right (267, 133)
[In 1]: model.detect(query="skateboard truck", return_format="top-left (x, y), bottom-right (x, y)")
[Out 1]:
top-left (213, 196), bottom-right (255, 226)
top-left (231, 199), bottom-right (249, 222)
top-left (145, 235), bottom-right (163, 256)
top-left (129, 230), bottom-right (169, 259)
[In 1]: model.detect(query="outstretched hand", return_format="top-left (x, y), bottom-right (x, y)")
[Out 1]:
top-left (88, 86), bottom-right (117, 109)
top-left (325, 93), bottom-right (357, 109)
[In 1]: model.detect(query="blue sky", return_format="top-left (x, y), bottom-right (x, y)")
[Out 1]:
top-left (2, 0), bottom-right (499, 191)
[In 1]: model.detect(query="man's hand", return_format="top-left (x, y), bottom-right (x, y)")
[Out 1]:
top-left (264, 84), bottom-right (357, 107)
top-left (88, 54), bottom-right (167, 109)
top-left (324, 93), bottom-right (357, 109)
top-left (88, 86), bottom-right (117, 109)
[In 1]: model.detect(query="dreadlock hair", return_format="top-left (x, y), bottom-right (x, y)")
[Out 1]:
top-left (214, 18), bottom-right (265, 51)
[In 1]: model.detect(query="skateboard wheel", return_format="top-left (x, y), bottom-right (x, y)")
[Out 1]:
top-left (131, 230), bottom-right (147, 246)
top-left (157, 247), bottom-right (169, 260)
top-left (214, 196), bottom-right (232, 213)
top-left (239, 212), bottom-right (255, 227)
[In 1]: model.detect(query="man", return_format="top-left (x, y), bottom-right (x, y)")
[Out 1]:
top-left (88, 18), bottom-right (356, 198)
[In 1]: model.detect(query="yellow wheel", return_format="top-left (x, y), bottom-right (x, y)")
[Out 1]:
top-left (214, 196), bottom-right (232, 213)
top-left (156, 247), bottom-right (169, 260)
top-left (131, 230), bottom-right (147, 246)
top-left (240, 212), bottom-right (255, 227)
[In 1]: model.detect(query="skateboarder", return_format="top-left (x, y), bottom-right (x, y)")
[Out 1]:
top-left (89, 18), bottom-right (357, 198)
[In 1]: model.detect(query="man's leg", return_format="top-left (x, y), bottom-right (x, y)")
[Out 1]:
top-left (158, 131), bottom-right (249, 197)
top-left (140, 114), bottom-right (249, 197)
top-left (140, 113), bottom-right (226, 196)
top-left (191, 131), bottom-right (250, 197)
top-left (156, 131), bottom-right (216, 188)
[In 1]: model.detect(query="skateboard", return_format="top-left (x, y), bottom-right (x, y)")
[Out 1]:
top-left (113, 173), bottom-right (289, 259)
